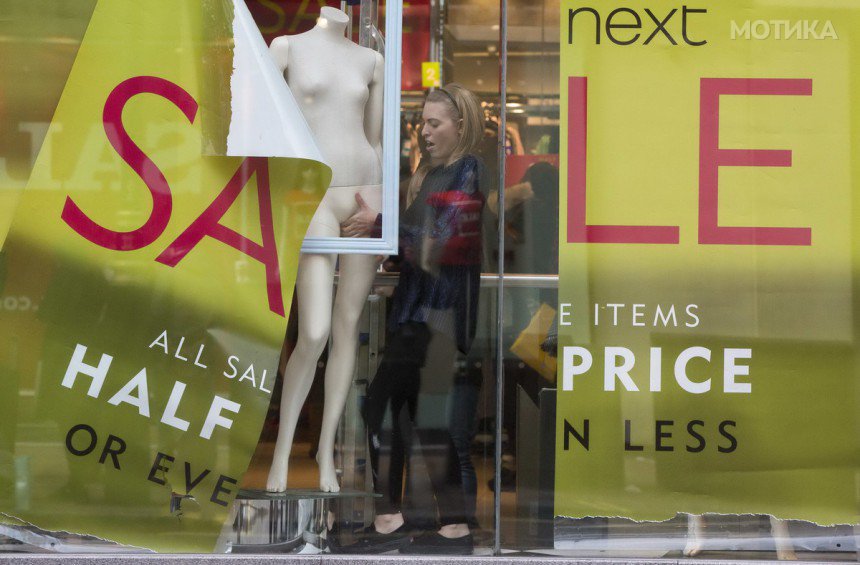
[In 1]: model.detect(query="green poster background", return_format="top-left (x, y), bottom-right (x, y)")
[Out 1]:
top-left (0, 0), bottom-right (329, 552)
top-left (557, 0), bottom-right (860, 525)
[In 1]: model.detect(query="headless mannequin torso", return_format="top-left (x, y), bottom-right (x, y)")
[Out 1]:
top-left (266, 7), bottom-right (384, 492)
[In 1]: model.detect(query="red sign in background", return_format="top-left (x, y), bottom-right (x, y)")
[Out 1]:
top-left (244, 0), bottom-right (430, 92)
top-left (505, 154), bottom-right (559, 187)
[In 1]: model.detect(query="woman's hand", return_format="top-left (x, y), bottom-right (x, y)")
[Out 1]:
top-left (341, 193), bottom-right (378, 237)
top-left (508, 181), bottom-right (534, 206)
top-left (487, 181), bottom-right (533, 215)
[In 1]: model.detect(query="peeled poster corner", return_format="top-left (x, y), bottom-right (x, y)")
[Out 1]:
top-left (227, 0), bottom-right (330, 166)
top-left (0, 0), bottom-right (329, 553)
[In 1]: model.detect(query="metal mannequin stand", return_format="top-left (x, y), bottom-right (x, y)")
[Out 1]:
top-left (226, 489), bottom-right (379, 554)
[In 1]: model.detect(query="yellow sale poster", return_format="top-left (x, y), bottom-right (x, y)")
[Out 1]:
top-left (557, 1), bottom-right (859, 524)
top-left (0, 0), bottom-right (329, 552)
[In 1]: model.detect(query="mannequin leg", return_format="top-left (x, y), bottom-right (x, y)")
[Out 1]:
top-left (683, 513), bottom-right (704, 556)
top-left (769, 517), bottom-right (797, 561)
top-left (266, 251), bottom-right (337, 492)
top-left (316, 252), bottom-right (379, 492)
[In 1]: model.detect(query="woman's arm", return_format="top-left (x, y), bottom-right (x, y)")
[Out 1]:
top-left (487, 181), bottom-right (534, 215)
top-left (420, 156), bottom-right (484, 271)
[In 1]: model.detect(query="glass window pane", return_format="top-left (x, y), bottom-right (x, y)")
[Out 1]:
top-left (502, 0), bottom-right (860, 562)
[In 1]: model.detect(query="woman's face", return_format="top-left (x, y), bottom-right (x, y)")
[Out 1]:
top-left (422, 100), bottom-right (461, 166)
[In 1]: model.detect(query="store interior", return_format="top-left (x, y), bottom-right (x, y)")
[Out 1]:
top-left (0, 0), bottom-right (857, 559)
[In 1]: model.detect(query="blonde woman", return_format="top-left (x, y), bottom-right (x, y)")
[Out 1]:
top-left (339, 84), bottom-right (486, 555)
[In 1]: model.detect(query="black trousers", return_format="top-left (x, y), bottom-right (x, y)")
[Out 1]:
top-left (363, 322), bottom-right (473, 527)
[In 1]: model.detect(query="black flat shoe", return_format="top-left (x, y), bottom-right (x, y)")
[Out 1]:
top-left (331, 523), bottom-right (412, 554)
top-left (400, 531), bottom-right (474, 555)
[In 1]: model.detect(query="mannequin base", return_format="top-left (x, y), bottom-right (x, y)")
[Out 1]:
top-left (224, 489), bottom-right (379, 554)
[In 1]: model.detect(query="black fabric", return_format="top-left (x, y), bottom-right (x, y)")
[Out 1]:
top-left (400, 531), bottom-right (474, 555)
top-left (389, 155), bottom-right (486, 355)
top-left (363, 323), bottom-right (470, 527)
top-left (363, 323), bottom-right (428, 515)
top-left (332, 523), bottom-right (412, 554)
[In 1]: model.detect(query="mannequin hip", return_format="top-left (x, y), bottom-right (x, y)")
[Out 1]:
top-left (305, 184), bottom-right (382, 237)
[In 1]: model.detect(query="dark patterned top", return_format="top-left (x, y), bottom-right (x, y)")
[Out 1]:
top-left (389, 155), bottom-right (486, 354)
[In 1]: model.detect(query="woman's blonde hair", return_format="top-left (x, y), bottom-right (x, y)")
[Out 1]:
top-left (407, 83), bottom-right (484, 206)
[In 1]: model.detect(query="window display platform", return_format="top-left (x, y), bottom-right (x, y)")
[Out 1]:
top-left (227, 489), bottom-right (379, 554)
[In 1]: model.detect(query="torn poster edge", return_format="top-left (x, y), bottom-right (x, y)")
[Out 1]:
top-left (554, 511), bottom-right (857, 529)
top-left (0, 512), bottom-right (154, 554)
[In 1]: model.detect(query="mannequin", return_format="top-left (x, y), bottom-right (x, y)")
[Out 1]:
top-left (266, 7), bottom-right (385, 493)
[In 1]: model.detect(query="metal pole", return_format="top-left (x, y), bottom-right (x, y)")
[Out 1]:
top-left (358, 0), bottom-right (378, 48)
top-left (340, 1), bottom-right (353, 41)
top-left (493, 0), bottom-right (508, 556)
top-left (429, 0), bottom-right (444, 83)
